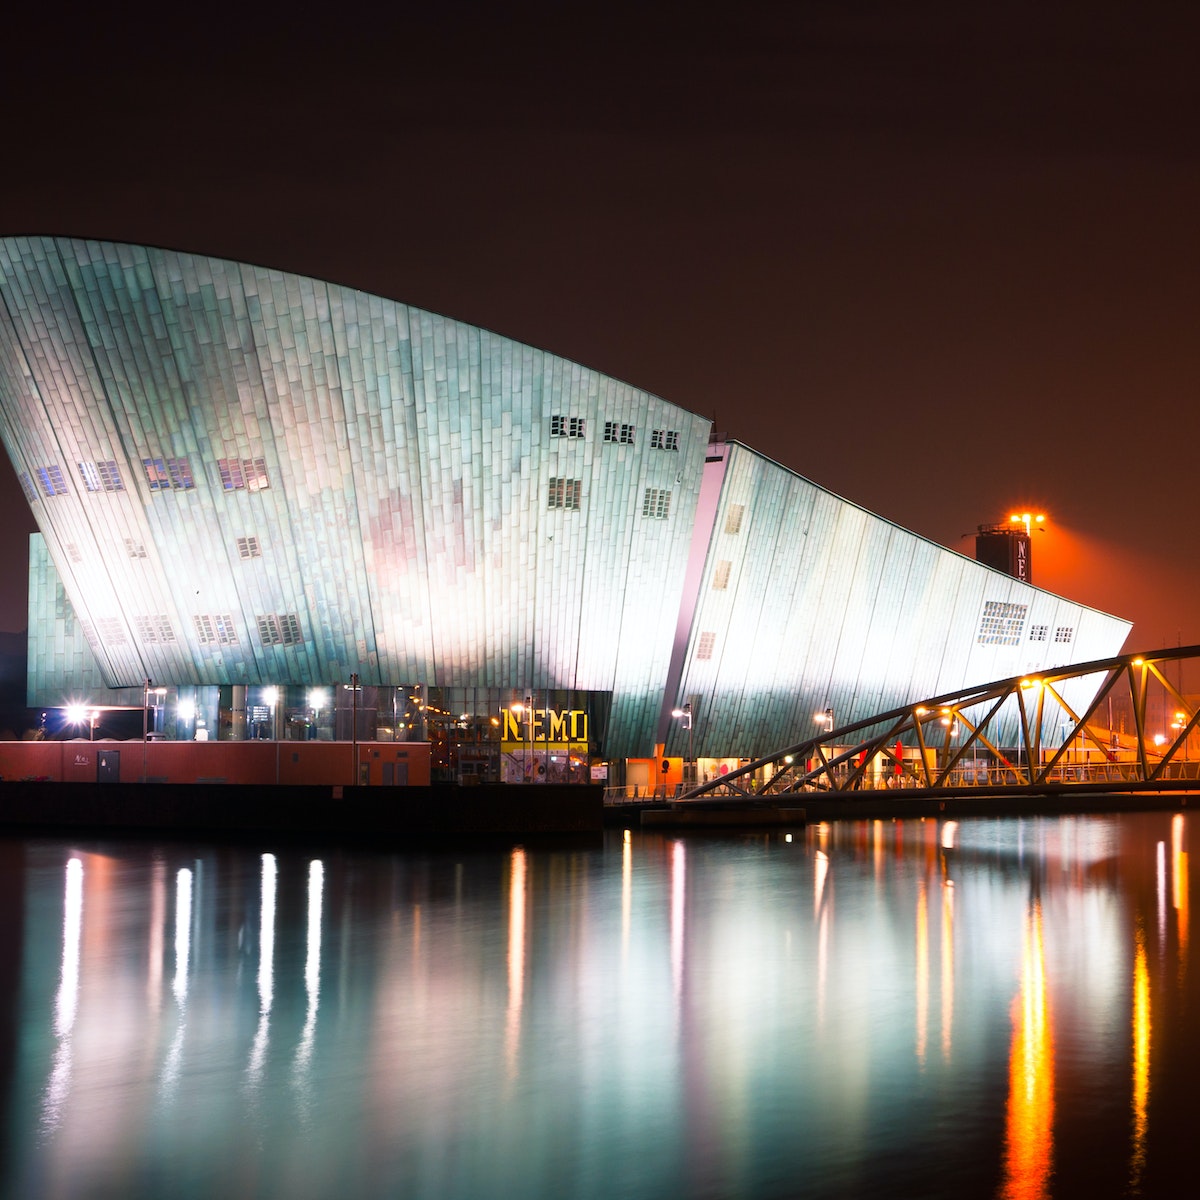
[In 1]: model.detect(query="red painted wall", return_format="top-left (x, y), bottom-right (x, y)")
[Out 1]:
top-left (0, 740), bottom-right (432, 787)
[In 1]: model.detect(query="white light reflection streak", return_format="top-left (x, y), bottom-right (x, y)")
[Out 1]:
top-left (293, 860), bottom-right (324, 1111)
top-left (173, 868), bottom-right (192, 1006)
top-left (670, 840), bottom-right (686, 1023)
top-left (161, 867), bottom-right (193, 1093)
top-left (505, 848), bottom-right (527, 1078)
top-left (815, 849), bottom-right (829, 1028)
top-left (147, 859), bottom-right (165, 1011)
top-left (622, 830), bottom-right (632, 964)
top-left (248, 853), bottom-right (277, 1084)
top-left (41, 857), bottom-right (83, 1136)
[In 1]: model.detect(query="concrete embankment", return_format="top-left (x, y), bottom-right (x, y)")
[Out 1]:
top-left (0, 781), bottom-right (604, 841)
top-left (606, 788), bottom-right (1199, 827)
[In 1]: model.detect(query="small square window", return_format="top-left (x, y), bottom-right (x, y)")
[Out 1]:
top-left (244, 457), bottom-right (270, 491)
top-left (257, 613), bottom-right (303, 645)
top-left (124, 539), bottom-right (147, 559)
top-left (712, 560), bottom-right (732, 590)
top-left (18, 472), bottom-right (38, 504)
top-left (95, 616), bottom-right (127, 645)
top-left (1030, 623), bottom-right (1049, 642)
top-left (79, 460), bottom-right (124, 492)
top-left (36, 465), bottom-right (68, 497)
top-left (548, 477), bottom-right (582, 510)
top-left (144, 458), bottom-right (170, 490)
top-left (552, 415), bottom-right (585, 438)
top-left (696, 631), bottom-right (716, 660)
top-left (724, 504), bottom-right (745, 535)
top-left (642, 488), bottom-right (671, 519)
top-left (166, 458), bottom-right (194, 489)
top-left (97, 461), bottom-right (123, 491)
top-left (194, 613), bottom-right (238, 646)
top-left (218, 458), bottom-right (246, 490)
top-left (1054, 626), bottom-right (1073, 644)
top-left (135, 614), bottom-right (176, 644)
top-left (236, 535), bottom-right (262, 560)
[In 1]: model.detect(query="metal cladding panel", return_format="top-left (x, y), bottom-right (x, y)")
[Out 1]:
top-left (26, 534), bottom-right (120, 707)
top-left (0, 238), bottom-right (705, 747)
top-left (670, 443), bottom-right (1133, 760)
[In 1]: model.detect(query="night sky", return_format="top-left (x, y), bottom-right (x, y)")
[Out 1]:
top-left (1, 2), bottom-right (1197, 646)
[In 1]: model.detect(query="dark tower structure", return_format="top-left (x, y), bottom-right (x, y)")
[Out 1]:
top-left (976, 518), bottom-right (1038, 583)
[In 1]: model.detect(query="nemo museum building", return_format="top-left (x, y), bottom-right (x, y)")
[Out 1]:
top-left (0, 237), bottom-right (1132, 788)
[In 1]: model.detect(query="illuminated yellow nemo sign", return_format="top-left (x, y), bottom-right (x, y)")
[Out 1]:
top-left (502, 708), bottom-right (590, 745)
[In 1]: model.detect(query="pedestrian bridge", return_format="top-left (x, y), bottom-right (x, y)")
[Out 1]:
top-left (676, 646), bottom-right (1200, 801)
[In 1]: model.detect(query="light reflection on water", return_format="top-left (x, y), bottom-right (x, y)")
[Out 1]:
top-left (1, 812), bottom-right (1198, 1198)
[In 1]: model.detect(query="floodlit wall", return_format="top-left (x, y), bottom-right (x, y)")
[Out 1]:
top-left (668, 443), bottom-right (1133, 760)
top-left (0, 236), bottom-right (1134, 764)
top-left (0, 237), bottom-right (707, 757)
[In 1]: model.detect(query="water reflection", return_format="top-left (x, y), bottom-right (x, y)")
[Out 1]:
top-left (248, 853), bottom-right (276, 1086)
top-left (1001, 898), bottom-right (1054, 1200)
top-left (293, 859), bottom-right (324, 1111)
top-left (6, 813), bottom-right (1200, 1198)
top-left (41, 857), bottom-right (82, 1136)
top-left (1131, 922), bottom-right (1150, 1193)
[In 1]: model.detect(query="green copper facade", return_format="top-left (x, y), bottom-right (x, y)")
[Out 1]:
top-left (0, 237), bottom-right (1132, 762)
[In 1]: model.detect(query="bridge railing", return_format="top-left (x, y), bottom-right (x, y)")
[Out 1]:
top-left (665, 646), bottom-right (1200, 800)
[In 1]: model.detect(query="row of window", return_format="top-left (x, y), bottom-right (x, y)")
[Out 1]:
top-left (21, 456), bottom-right (272, 501)
top-left (547, 478), bottom-right (673, 518)
top-left (83, 612), bottom-right (305, 649)
top-left (977, 601), bottom-right (1074, 647)
top-left (552, 414), bottom-right (681, 450)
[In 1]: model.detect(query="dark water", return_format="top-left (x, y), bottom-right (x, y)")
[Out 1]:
top-left (0, 812), bottom-right (1195, 1199)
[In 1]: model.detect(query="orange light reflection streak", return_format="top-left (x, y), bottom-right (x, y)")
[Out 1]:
top-left (1000, 900), bottom-right (1054, 1200)
top-left (1130, 924), bottom-right (1150, 1193)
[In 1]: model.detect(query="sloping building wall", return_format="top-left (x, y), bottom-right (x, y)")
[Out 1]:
top-left (667, 443), bottom-right (1132, 760)
top-left (0, 237), bottom-right (708, 757)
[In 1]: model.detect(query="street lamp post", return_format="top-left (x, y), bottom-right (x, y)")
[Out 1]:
top-left (671, 702), bottom-right (694, 783)
top-left (526, 695), bottom-right (534, 780)
top-left (509, 697), bottom-right (534, 782)
top-left (350, 673), bottom-right (360, 785)
top-left (142, 678), bottom-right (151, 782)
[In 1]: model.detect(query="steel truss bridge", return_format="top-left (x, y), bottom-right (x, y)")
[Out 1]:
top-left (681, 646), bottom-right (1200, 801)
